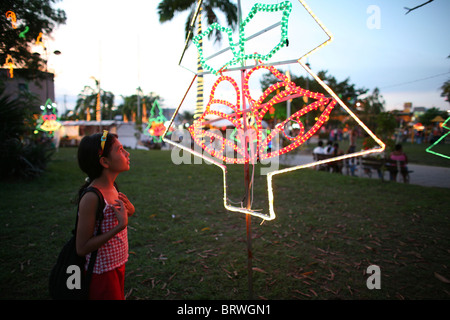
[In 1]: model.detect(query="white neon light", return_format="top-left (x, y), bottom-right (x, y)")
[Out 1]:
top-left (163, 0), bottom-right (385, 221)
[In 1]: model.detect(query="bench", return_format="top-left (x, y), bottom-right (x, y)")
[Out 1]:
top-left (361, 157), bottom-right (412, 183)
top-left (313, 153), bottom-right (343, 173)
top-left (361, 156), bottom-right (385, 181)
top-left (384, 159), bottom-right (413, 183)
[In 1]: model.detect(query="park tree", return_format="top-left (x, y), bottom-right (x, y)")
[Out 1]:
top-left (440, 80), bottom-right (450, 105)
top-left (157, 0), bottom-right (238, 119)
top-left (404, 0), bottom-right (434, 14)
top-left (359, 87), bottom-right (385, 130)
top-left (73, 85), bottom-right (115, 121)
top-left (157, 0), bottom-right (237, 43)
top-left (117, 92), bottom-right (161, 124)
top-left (0, 0), bottom-right (65, 179)
top-left (74, 80), bottom-right (114, 120)
top-left (1, 0), bottom-right (66, 79)
top-left (419, 107), bottom-right (448, 126)
top-left (259, 68), bottom-right (368, 126)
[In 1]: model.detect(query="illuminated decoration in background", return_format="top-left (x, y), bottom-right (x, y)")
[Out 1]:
top-left (163, 0), bottom-right (385, 221)
top-left (144, 100), bottom-right (172, 143)
top-left (193, 1), bottom-right (292, 75)
top-left (5, 10), bottom-right (29, 39)
top-left (193, 6), bottom-right (205, 119)
top-left (5, 11), bottom-right (17, 29)
top-left (19, 26), bottom-right (29, 39)
top-left (229, 121), bottom-right (271, 155)
top-left (264, 0), bottom-right (385, 220)
top-left (3, 54), bottom-right (15, 78)
top-left (426, 116), bottom-right (450, 159)
top-left (188, 64), bottom-right (337, 164)
top-left (35, 99), bottom-right (61, 135)
top-left (36, 32), bottom-right (45, 49)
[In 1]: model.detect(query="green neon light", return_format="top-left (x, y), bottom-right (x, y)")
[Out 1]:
top-left (426, 116), bottom-right (450, 159)
top-left (35, 98), bottom-right (61, 136)
top-left (144, 100), bottom-right (171, 143)
top-left (192, 1), bottom-right (292, 75)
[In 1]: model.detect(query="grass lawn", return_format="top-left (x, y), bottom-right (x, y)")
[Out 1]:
top-left (0, 147), bottom-right (449, 300)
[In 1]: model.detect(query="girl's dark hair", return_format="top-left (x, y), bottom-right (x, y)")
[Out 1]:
top-left (77, 132), bottom-right (118, 200)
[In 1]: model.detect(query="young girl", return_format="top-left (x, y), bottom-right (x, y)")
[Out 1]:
top-left (76, 130), bottom-right (135, 300)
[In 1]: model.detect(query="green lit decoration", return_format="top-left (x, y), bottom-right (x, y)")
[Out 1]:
top-left (35, 98), bottom-right (61, 136)
top-left (192, 1), bottom-right (292, 75)
top-left (144, 100), bottom-right (171, 143)
top-left (426, 116), bottom-right (450, 159)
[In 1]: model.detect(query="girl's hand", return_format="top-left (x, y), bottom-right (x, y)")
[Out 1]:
top-left (118, 192), bottom-right (135, 216)
top-left (112, 199), bottom-right (128, 230)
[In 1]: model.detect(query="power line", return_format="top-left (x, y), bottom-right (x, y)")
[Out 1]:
top-left (381, 71), bottom-right (450, 90)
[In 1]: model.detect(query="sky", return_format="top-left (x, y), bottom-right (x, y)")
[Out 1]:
top-left (45, 0), bottom-right (450, 115)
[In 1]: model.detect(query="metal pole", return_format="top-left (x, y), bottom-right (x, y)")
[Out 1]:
top-left (237, 0), bottom-right (253, 300)
top-left (242, 69), bottom-right (253, 300)
top-left (246, 208), bottom-right (253, 299)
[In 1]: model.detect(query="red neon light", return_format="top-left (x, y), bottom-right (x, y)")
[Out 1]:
top-left (189, 64), bottom-right (336, 163)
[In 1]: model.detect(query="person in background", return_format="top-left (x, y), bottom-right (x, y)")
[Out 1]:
top-left (388, 144), bottom-right (409, 183)
top-left (313, 140), bottom-right (325, 155)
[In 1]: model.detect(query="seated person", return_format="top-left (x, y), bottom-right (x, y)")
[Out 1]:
top-left (325, 140), bottom-right (334, 154)
top-left (388, 144), bottom-right (409, 182)
top-left (330, 143), bottom-right (344, 173)
top-left (313, 140), bottom-right (326, 170)
top-left (313, 140), bottom-right (325, 156)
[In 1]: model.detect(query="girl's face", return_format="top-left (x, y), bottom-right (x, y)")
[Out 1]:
top-left (105, 138), bottom-right (130, 172)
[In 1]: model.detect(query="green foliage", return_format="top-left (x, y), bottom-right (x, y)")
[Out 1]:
top-left (440, 79), bottom-right (450, 104)
top-left (72, 84), bottom-right (115, 121)
top-left (0, 92), bottom-right (55, 179)
top-left (157, 0), bottom-right (238, 43)
top-left (374, 112), bottom-right (397, 150)
top-left (1, 0), bottom-right (66, 77)
top-left (259, 68), bottom-right (368, 123)
top-left (418, 107), bottom-right (448, 126)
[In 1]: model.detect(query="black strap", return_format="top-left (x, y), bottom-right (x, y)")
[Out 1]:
top-left (75, 186), bottom-right (105, 286)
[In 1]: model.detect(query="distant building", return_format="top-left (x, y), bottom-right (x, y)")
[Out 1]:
top-left (0, 69), bottom-right (55, 113)
top-left (58, 120), bottom-right (144, 149)
top-left (403, 102), bottom-right (412, 113)
top-left (413, 106), bottom-right (427, 119)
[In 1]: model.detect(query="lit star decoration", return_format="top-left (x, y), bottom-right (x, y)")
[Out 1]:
top-left (144, 100), bottom-right (172, 143)
top-left (36, 99), bottom-right (61, 135)
top-left (163, 0), bottom-right (385, 221)
top-left (426, 116), bottom-right (450, 159)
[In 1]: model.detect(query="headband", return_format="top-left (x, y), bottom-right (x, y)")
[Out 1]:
top-left (99, 130), bottom-right (108, 157)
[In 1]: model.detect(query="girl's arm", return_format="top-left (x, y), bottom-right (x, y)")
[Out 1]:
top-left (76, 192), bottom-right (128, 256)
